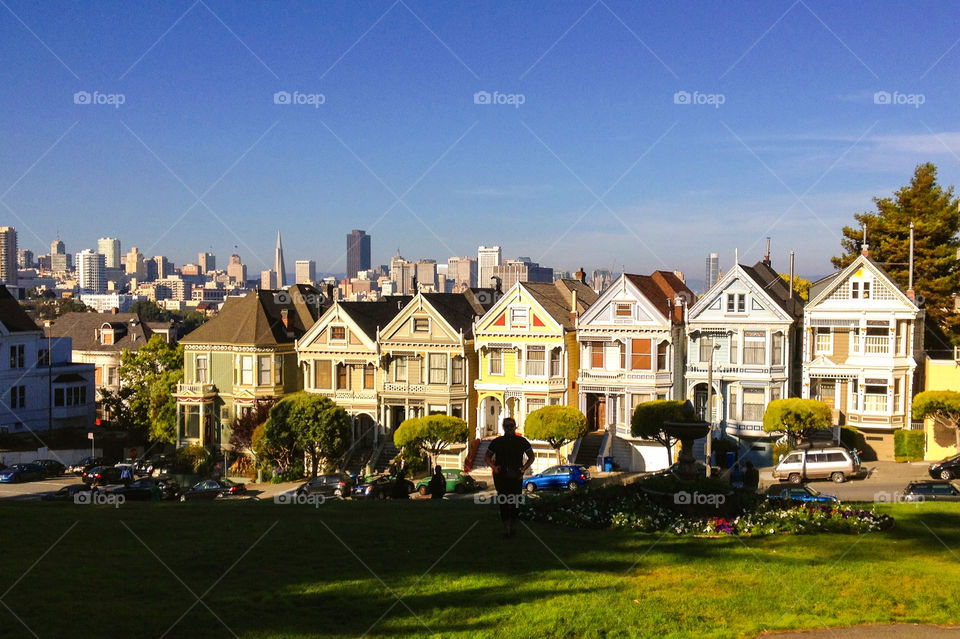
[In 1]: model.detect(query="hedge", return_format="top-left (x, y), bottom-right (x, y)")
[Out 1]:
top-left (894, 429), bottom-right (925, 462)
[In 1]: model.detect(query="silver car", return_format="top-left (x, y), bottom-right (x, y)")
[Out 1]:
top-left (772, 447), bottom-right (859, 484)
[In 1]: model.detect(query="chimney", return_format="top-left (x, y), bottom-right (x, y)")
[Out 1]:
top-left (281, 309), bottom-right (289, 328)
top-left (763, 237), bottom-right (771, 266)
top-left (326, 283), bottom-right (334, 304)
top-left (570, 289), bottom-right (579, 325)
top-left (575, 267), bottom-right (586, 284)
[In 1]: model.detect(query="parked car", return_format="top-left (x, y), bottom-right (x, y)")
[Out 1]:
top-left (766, 484), bottom-right (839, 504)
top-left (296, 474), bottom-right (353, 498)
top-left (901, 480), bottom-right (960, 502)
top-left (928, 454), bottom-right (960, 481)
top-left (135, 455), bottom-right (172, 477)
top-left (41, 484), bottom-right (94, 502)
top-left (523, 465), bottom-right (591, 492)
top-left (414, 469), bottom-right (486, 496)
top-left (772, 447), bottom-right (860, 484)
top-left (32, 459), bottom-right (66, 477)
top-left (68, 456), bottom-right (107, 475)
top-left (109, 477), bottom-right (181, 501)
top-left (0, 463), bottom-right (46, 483)
top-left (81, 465), bottom-right (124, 486)
top-left (351, 474), bottom-right (414, 499)
top-left (179, 478), bottom-right (247, 501)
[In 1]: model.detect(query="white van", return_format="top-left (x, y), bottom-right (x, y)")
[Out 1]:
top-left (772, 447), bottom-right (860, 484)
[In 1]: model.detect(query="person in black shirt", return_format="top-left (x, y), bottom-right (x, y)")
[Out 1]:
top-left (743, 460), bottom-right (760, 492)
top-left (428, 465), bottom-right (447, 500)
top-left (484, 417), bottom-right (534, 538)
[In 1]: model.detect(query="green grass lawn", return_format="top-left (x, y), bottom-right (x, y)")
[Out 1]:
top-left (1, 498), bottom-right (958, 638)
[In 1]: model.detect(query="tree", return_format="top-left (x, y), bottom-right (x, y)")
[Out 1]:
top-left (831, 163), bottom-right (960, 339)
top-left (912, 390), bottom-right (960, 450)
top-left (762, 398), bottom-right (832, 441)
top-left (631, 400), bottom-right (697, 455)
top-left (147, 369), bottom-right (180, 443)
top-left (260, 398), bottom-right (300, 474)
top-left (394, 415), bottom-right (469, 469)
top-left (285, 393), bottom-right (351, 477)
top-left (229, 400), bottom-right (275, 459)
top-left (524, 405), bottom-right (588, 464)
top-left (779, 273), bottom-right (812, 301)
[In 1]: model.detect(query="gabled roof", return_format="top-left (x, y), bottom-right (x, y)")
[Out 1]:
top-left (807, 253), bottom-right (917, 309)
top-left (420, 293), bottom-right (486, 338)
top-left (741, 261), bottom-right (804, 319)
top-left (623, 271), bottom-right (695, 323)
top-left (45, 312), bottom-right (155, 352)
top-left (0, 285), bottom-right (40, 333)
top-left (336, 296), bottom-right (413, 341)
top-left (523, 279), bottom-right (598, 330)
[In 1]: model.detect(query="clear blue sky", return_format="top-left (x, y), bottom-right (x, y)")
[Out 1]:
top-left (1, 0), bottom-right (958, 288)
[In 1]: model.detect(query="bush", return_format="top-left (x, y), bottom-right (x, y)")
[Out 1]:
top-left (894, 429), bottom-right (925, 462)
top-left (772, 440), bottom-right (792, 463)
top-left (175, 443), bottom-right (212, 475)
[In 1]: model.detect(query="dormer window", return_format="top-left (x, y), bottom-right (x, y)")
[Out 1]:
top-left (614, 303), bottom-right (632, 322)
top-left (412, 317), bottom-right (430, 333)
top-left (852, 281), bottom-right (871, 299)
top-left (726, 293), bottom-right (746, 313)
top-left (331, 326), bottom-right (346, 341)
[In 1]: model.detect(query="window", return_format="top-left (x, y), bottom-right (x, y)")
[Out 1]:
top-left (550, 349), bottom-right (561, 377)
top-left (614, 303), bottom-right (632, 321)
top-left (107, 367), bottom-right (117, 387)
top-left (37, 348), bottom-right (49, 367)
top-left (726, 293), bottom-right (746, 313)
top-left (239, 356), bottom-right (254, 385)
top-left (815, 328), bottom-right (832, 354)
top-left (489, 349), bottom-right (503, 375)
top-left (699, 338), bottom-right (715, 364)
top-left (394, 356), bottom-right (407, 382)
top-left (742, 388), bottom-right (765, 422)
top-left (852, 281), bottom-right (871, 299)
top-left (864, 385), bottom-right (888, 412)
top-left (9, 344), bottom-right (24, 368)
top-left (315, 360), bottom-right (332, 388)
top-left (783, 453), bottom-right (802, 464)
top-left (196, 356), bottom-right (208, 383)
top-left (331, 326), bottom-right (346, 341)
top-left (55, 388), bottom-right (64, 406)
top-left (619, 341), bottom-right (626, 369)
top-left (728, 386), bottom-right (739, 421)
top-left (258, 356), bottom-right (272, 386)
top-left (770, 386), bottom-right (781, 402)
top-left (864, 327), bottom-right (889, 354)
top-left (451, 405), bottom-right (463, 419)
top-left (429, 353), bottom-right (447, 384)
top-left (364, 363), bottom-right (375, 389)
top-left (743, 331), bottom-right (765, 365)
top-left (275, 355), bottom-right (283, 385)
top-left (54, 386), bottom-right (85, 407)
top-left (526, 346), bottom-right (546, 376)
top-left (452, 356), bottom-right (464, 385)
top-left (336, 363), bottom-right (348, 389)
top-left (729, 332), bottom-right (738, 364)
top-left (631, 339), bottom-right (651, 370)
top-left (591, 342), bottom-right (604, 368)
top-left (657, 341), bottom-right (668, 371)
top-left (9, 385), bottom-right (25, 409)
top-left (771, 332), bottom-right (783, 366)
top-left (510, 307), bottom-right (529, 329)
top-left (412, 317), bottom-right (430, 333)
top-left (526, 398), bottom-right (545, 415)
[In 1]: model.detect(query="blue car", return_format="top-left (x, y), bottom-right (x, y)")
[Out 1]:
top-left (766, 485), bottom-right (839, 504)
top-left (523, 465), bottom-right (590, 493)
top-left (0, 463), bottom-right (45, 483)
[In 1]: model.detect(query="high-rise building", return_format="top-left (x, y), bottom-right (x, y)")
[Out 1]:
top-left (48, 237), bottom-right (68, 273)
top-left (346, 229), bottom-right (371, 279)
top-left (227, 253), bottom-right (246, 284)
top-left (76, 249), bottom-right (106, 293)
top-left (478, 245), bottom-right (501, 288)
top-left (295, 260), bottom-right (316, 285)
top-left (447, 256), bottom-right (477, 288)
top-left (493, 257), bottom-right (553, 291)
top-left (275, 231), bottom-right (286, 287)
top-left (414, 259), bottom-right (438, 291)
top-left (97, 237), bottom-right (121, 269)
top-left (198, 252), bottom-right (215, 274)
top-left (124, 247), bottom-right (146, 280)
top-left (261, 269), bottom-right (279, 290)
top-left (0, 227), bottom-right (17, 286)
top-left (389, 253), bottom-right (414, 294)
top-left (17, 249), bottom-right (34, 269)
top-left (51, 238), bottom-right (65, 255)
top-left (705, 253), bottom-right (720, 292)
top-left (153, 255), bottom-right (173, 280)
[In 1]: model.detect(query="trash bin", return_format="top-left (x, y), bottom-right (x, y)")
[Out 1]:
top-left (603, 456), bottom-right (613, 472)
top-left (725, 452), bottom-right (736, 469)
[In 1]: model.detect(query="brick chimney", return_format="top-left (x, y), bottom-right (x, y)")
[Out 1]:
top-left (574, 267), bottom-right (586, 284)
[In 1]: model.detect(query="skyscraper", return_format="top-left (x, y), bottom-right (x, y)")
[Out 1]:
top-left (227, 253), bottom-right (246, 284)
top-left (76, 249), bottom-right (106, 293)
top-left (124, 247), bottom-right (146, 280)
top-left (17, 249), bottom-right (33, 269)
top-left (447, 256), bottom-right (477, 288)
top-left (346, 229), bottom-right (371, 279)
top-left (389, 253), bottom-right (414, 294)
top-left (198, 252), bottom-right (215, 274)
top-left (705, 253), bottom-right (720, 291)
top-left (97, 237), bottom-right (121, 269)
top-left (0, 227), bottom-right (17, 286)
top-left (50, 237), bottom-right (67, 273)
top-left (275, 231), bottom-right (286, 287)
top-left (477, 245), bottom-right (501, 288)
top-left (295, 260), bottom-right (316, 285)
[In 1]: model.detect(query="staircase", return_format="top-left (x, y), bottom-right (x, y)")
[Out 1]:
top-left (344, 446), bottom-right (373, 476)
top-left (469, 439), bottom-right (492, 472)
top-left (373, 441), bottom-right (399, 473)
top-left (574, 432), bottom-right (605, 469)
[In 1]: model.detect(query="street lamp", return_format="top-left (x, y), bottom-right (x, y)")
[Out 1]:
top-left (44, 320), bottom-right (53, 437)
top-left (703, 337), bottom-right (721, 477)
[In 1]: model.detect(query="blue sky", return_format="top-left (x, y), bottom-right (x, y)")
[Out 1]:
top-left (1, 0), bottom-right (958, 288)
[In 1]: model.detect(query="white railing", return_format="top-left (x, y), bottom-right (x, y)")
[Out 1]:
top-left (177, 383), bottom-right (214, 395)
top-left (863, 336), bottom-right (889, 355)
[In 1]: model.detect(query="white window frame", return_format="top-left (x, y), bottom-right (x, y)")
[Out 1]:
top-left (743, 331), bottom-right (766, 365)
top-left (239, 355), bottom-right (254, 386)
top-left (394, 356), bottom-right (407, 382)
top-left (726, 293), bottom-right (746, 314)
top-left (510, 307), bottom-right (529, 329)
top-left (195, 355), bottom-right (208, 383)
top-left (258, 355), bottom-right (272, 386)
top-left (614, 302), bottom-right (632, 323)
top-left (526, 345), bottom-right (546, 377)
top-left (428, 353), bottom-right (447, 384)
top-left (742, 388), bottom-right (765, 422)
top-left (488, 349), bottom-right (503, 376)
top-left (412, 317), bottom-right (431, 333)
top-left (330, 325), bottom-right (347, 342)
top-left (815, 327), bottom-right (833, 355)
top-left (771, 332), bottom-right (783, 366)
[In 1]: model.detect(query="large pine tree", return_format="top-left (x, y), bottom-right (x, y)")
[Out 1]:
top-left (832, 163), bottom-right (960, 339)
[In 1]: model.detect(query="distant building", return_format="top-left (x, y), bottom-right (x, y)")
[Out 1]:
top-left (0, 226), bottom-right (17, 286)
top-left (414, 259), bottom-right (438, 291)
top-left (80, 293), bottom-right (141, 313)
top-left (477, 245), bottom-right (501, 289)
top-left (76, 249), bottom-right (106, 293)
top-left (346, 229), bottom-right (371, 279)
top-left (180, 264), bottom-right (201, 276)
top-left (97, 238), bottom-right (121, 269)
top-left (227, 254), bottom-right (246, 284)
top-left (389, 253), bottom-right (415, 294)
top-left (154, 277), bottom-right (187, 301)
top-left (591, 269), bottom-right (613, 292)
top-left (261, 269), bottom-right (280, 290)
top-left (492, 258), bottom-right (553, 291)
top-left (17, 249), bottom-right (34, 269)
top-left (295, 259), bottom-right (316, 285)
top-left (447, 256), bottom-right (477, 288)
top-left (705, 253), bottom-right (720, 292)
top-left (198, 252), bottom-right (215, 274)
top-left (125, 247), bottom-right (147, 280)
top-left (275, 231), bottom-right (286, 287)
top-left (153, 256), bottom-right (173, 280)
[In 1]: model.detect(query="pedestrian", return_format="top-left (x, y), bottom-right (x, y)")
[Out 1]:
top-left (391, 466), bottom-right (410, 499)
top-left (730, 463), bottom-right (744, 489)
top-left (428, 465), bottom-right (446, 500)
top-left (120, 465), bottom-right (132, 487)
top-left (484, 417), bottom-right (534, 539)
top-left (743, 460), bottom-right (760, 492)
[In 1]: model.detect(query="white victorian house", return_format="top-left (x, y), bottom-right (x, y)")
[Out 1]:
top-left (686, 259), bottom-right (804, 462)
top-left (576, 271), bottom-right (693, 472)
top-left (802, 252), bottom-right (922, 460)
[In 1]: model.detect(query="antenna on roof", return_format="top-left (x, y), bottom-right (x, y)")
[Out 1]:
top-left (861, 223), bottom-right (869, 256)
top-left (734, 247), bottom-right (739, 265)
top-left (764, 237), bottom-right (771, 266)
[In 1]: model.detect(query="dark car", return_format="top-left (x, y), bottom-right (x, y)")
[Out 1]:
top-left (902, 480), bottom-right (960, 502)
top-left (135, 455), bottom-right (172, 477)
top-left (109, 477), bottom-right (181, 501)
top-left (928, 454), bottom-right (960, 481)
top-left (32, 459), bottom-right (66, 477)
top-left (68, 456), bottom-right (107, 475)
top-left (351, 474), bottom-right (414, 499)
top-left (296, 474), bottom-right (353, 498)
top-left (766, 484), bottom-right (839, 505)
top-left (523, 465), bottom-right (591, 492)
top-left (41, 484), bottom-right (94, 502)
top-left (81, 465), bottom-right (124, 486)
top-left (179, 478), bottom-right (247, 501)
top-left (0, 463), bottom-right (46, 483)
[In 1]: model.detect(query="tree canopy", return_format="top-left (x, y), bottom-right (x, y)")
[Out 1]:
top-left (631, 400), bottom-right (698, 452)
top-left (778, 273), bottom-right (812, 301)
top-left (762, 398), bottom-right (833, 441)
top-left (831, 163), bottom-right (960, 339)
top-left (912, 390), bottom-right (960, 448)
top-left (524, 405), bottom-right (588, 463)
top-left (287, 393), bottom-right (351, 477)
top-left (394, 414), bottom-right (469, 468)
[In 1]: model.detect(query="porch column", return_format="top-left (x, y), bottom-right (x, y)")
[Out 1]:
top-left (198, 403), bottom-right (205, 447)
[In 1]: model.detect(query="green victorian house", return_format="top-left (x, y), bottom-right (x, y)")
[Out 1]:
top-left (175, 285), bottom-right (325, 450)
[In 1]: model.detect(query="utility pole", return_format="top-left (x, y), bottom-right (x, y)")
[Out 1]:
top-left (704, 338), bottom-right (720, 477)
top-left (45, 320), bottom-right (53, 437)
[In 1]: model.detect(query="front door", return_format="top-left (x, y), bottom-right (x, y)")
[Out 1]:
top-left (693, 384), bottom-right (708, 421)
top-left (586, 394), bottom-right (606, 431)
